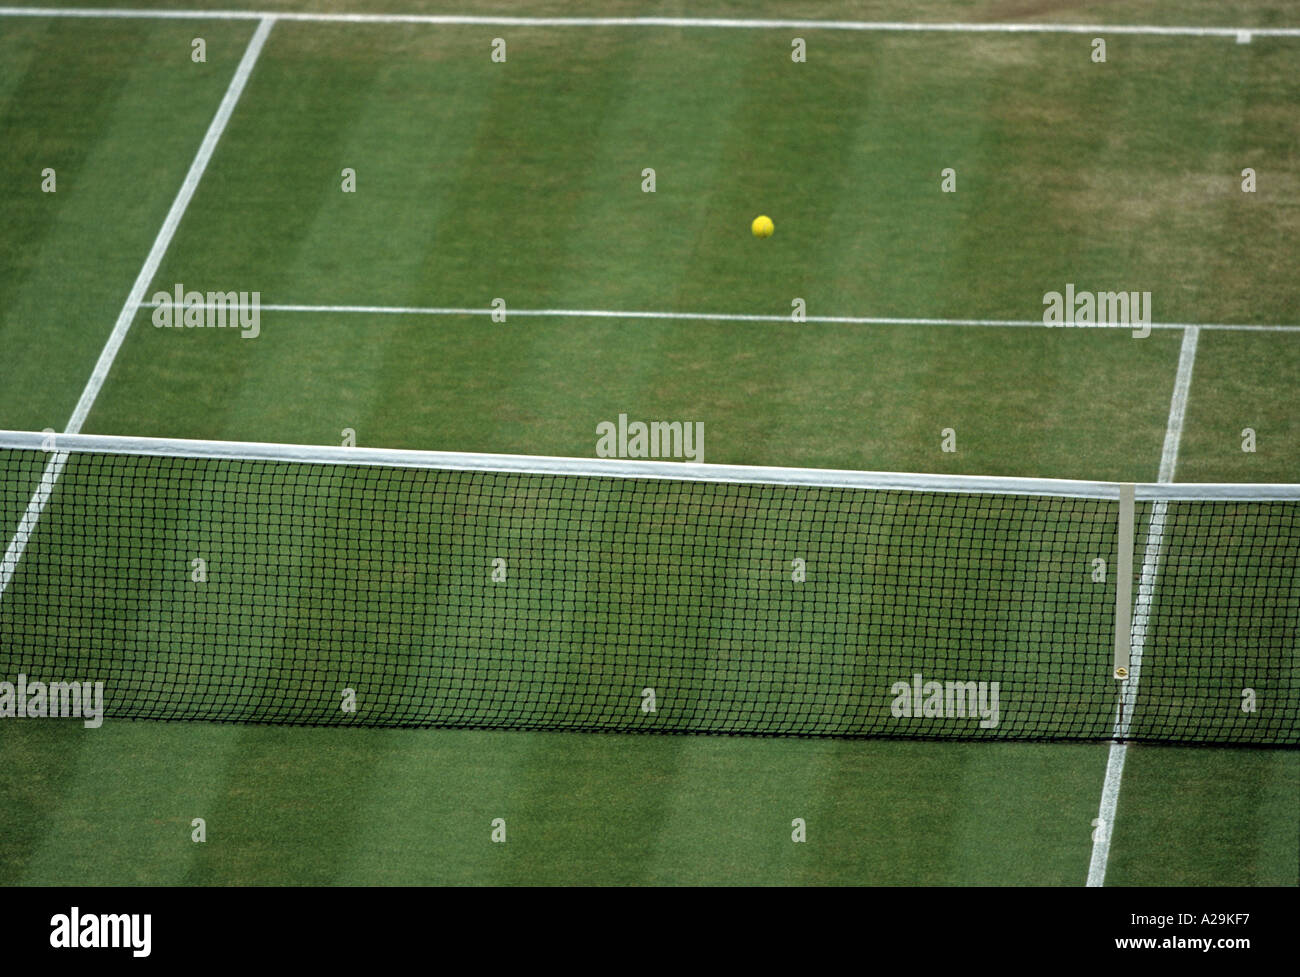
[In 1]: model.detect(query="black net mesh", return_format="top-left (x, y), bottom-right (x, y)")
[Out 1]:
top-left (0, 444), bottom-right (1295, 744)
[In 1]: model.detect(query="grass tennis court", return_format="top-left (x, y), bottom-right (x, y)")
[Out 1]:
top-left (1, 0), bottom-right (1297, 885)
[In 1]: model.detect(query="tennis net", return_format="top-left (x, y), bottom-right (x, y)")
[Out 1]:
top-left (0, 431), bottom-right (1296, 745)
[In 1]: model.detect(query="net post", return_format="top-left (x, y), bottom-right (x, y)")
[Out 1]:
top-left (1113, 483), bottom-right (1135, 681)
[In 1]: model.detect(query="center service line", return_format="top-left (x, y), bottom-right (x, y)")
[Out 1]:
top-left (1086, 326), bottom-right (1199, 887)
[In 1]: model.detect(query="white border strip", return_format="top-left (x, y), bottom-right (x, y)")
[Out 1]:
top-left (134, 301), bottom-right (1300, 332)
top-left (2, 430), bottom-right (1296, 500)
top-left (1, 7), bottom-right (1298, 37)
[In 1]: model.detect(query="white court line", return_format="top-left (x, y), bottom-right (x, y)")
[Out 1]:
top-left (1086, 326), bottom-right (1198, 887)
top-left (0, 17), bottom-right (275, 601)
top-left (132, 301), bottom-right (1300, 332)
top-left (1159, 328), bottom-right (1202, 480)
top-left (0, 6), bottom-right (1297, 37)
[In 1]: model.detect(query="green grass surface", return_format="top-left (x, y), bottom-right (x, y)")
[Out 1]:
top-left (0, 17), bottom-right (257, 430)
top-left (0, 3), bottom-right (1297, 885)
top-left (2, 721), bottom-right (1109, 884)
top-left (1106, 747), bottom-right (1300, 885)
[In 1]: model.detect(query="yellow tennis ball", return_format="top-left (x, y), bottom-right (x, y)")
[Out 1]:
top-left (751, 215), bottom-right (774, 238)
